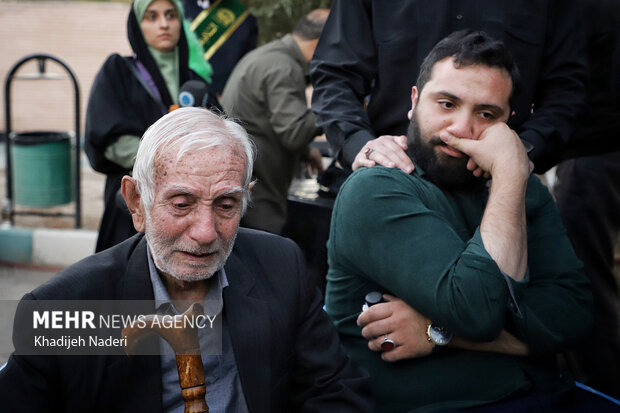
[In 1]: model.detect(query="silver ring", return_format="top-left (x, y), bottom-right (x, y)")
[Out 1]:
top-left (381, 334), bottom-right (395, 351)
top-left (364, 147), bottom-right (374, 160)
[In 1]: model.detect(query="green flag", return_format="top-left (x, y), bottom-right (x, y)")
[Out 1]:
top-left (190, 0), bottom-right (250, 60)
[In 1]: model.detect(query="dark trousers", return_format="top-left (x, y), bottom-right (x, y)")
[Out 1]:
top-left (554, 151), bottom-right (620, 399)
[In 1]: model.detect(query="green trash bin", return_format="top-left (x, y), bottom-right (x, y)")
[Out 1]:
top-left (10, 131), bottom-right (74, 207)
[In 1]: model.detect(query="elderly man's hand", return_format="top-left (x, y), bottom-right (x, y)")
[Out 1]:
top-left (357, 294), bottom-right (434, 361)
top-left (352, 135), bottom-right (414, 173)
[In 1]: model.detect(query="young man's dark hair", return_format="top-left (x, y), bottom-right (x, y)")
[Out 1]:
top-left (416, 30), bottom-right (521, 108)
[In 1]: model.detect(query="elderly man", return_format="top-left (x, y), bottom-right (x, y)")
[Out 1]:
top-left (0, 108), bottom-right (373, 412)
top-left (325, 31), bottom-right (601, 412)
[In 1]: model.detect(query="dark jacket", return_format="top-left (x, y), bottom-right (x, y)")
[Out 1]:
top-left (0, 229), bottom-right (373, 412)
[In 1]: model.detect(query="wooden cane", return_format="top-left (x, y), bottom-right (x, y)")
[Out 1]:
top-left (122, 303), bottom-right (209, 413)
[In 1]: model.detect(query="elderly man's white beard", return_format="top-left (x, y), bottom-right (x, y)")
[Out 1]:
top-left (144, 213), bottom-right (237, 282)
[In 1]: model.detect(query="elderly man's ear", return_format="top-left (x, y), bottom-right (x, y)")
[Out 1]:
top-left (121, 176), bottom-right (146, 233)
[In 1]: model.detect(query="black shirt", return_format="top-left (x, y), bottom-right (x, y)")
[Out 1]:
top-left (310, 0), bottom-right (588, 173)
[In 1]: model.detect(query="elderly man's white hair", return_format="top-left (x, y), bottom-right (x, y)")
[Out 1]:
top-left (132, 107), bottom-right (255, 213)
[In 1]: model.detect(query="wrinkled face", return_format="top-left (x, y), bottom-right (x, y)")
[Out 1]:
top-left (145, 143), bottom-right (246, 282)
top-left (407, 57), bottom-right (512, 190)
top-left (140, 0), bottom-right (181, 53)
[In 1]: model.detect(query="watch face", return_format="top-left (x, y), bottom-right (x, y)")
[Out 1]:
top-left (428, 325), bottom-right (453, 346)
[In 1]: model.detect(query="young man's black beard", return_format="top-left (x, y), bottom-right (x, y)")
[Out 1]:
top-left (407, 113), bottom-right (487, 192)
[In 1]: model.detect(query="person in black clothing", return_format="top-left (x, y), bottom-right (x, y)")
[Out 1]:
top-left (85, 0), bottom-right (218, 252)
top-left (553, 0), bottom-right (620, 399)
top-left (310, 0), bottom-right (587, 175)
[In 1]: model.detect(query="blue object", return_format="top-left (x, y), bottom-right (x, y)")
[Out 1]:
top-left (576, 381), bottom-right (620, 406)
top-left (178, 90), bottom-right (195, 107)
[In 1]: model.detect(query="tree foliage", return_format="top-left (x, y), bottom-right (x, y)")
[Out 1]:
top-left (244, 0), bottom-right (332, 44)
top-left (21, 0), bottom-right (332, 44)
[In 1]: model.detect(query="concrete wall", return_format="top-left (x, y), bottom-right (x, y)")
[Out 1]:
top-left (0, 1), bottom-right (132, 135)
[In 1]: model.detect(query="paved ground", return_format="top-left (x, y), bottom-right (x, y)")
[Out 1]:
top-left (1, 2), bottom-right (130, 136)
top-left (0, 264), bottom-right (57, 365)
top-left (0, 264), bottom-right (57, 300)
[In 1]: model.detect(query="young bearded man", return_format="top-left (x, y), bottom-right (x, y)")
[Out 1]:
top-left (324, 30), bottom-right (609, 412)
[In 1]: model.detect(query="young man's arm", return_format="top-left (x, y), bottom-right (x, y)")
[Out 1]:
top-left (441, 123), bottom-right (531, 281)
top-left (357, 295), bottom-right (528, 362)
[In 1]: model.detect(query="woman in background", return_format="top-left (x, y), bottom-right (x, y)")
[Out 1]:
top-left (85, 0), bottom-right (218, 252)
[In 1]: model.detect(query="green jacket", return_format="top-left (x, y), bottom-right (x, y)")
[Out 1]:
top-left (221, 34), bottom-right (321, 234)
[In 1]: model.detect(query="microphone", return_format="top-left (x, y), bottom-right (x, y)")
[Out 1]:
top-left (178, 80), bottom-right (209, 108)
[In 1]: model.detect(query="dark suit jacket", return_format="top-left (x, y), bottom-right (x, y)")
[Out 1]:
top-left (0, 229), bottom-right (372, 412)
